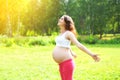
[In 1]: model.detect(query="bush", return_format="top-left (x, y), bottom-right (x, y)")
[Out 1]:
top-left (0, 38), bottom-right (14, 47)
top-left (28, 36), bottom-right (55, 46)
top-left (98, 37), bottom-right (120, 44)
top-left (5, 39), bottom-right (13, 47)
top-left (84, 35), bottom-right (99, 44)
top-left (0, 36), bottom-right (55, 47)
top-left (77, 36), bottom-right (82, 42)
top-left (29, 39), bottom-right (48, 46)
top-left (14, 37), bottom-right (30, 46)
top-left (0, 35), bottom-right (119, 47)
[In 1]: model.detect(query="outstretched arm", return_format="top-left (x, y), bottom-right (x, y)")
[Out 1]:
top-left (67, 32), bottom-right (100, 62)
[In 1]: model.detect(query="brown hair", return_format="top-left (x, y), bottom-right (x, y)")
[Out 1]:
top-left (63, 15), bottom-right (77, 36)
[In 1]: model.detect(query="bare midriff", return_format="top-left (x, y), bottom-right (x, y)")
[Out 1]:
top-left (52, 46), bottom-right (73, 64)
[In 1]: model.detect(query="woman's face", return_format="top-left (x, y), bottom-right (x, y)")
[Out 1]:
top-left (57, 16), bottom-right (65, 27)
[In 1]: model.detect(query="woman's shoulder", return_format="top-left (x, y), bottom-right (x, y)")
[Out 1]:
top-left (66, 31), bottom-right (74, 35)
top-left (66, 31), bottom-right (75, 37)
top-left (66, 30), bottom-right (73, 34)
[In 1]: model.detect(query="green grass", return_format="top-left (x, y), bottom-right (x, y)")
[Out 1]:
top-left (0, 44), bottom-right (120, 80)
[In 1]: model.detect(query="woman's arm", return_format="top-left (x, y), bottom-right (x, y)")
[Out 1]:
top-left (67, 31), bottom-right (100, 62)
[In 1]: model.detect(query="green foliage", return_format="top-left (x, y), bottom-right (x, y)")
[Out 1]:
top-left (0, 36), bottom-right (55, 47)
top-left (78, 34), bottom-right (120, 44)
top-left (0, 0), bottom-right (119, 37)
top-left (98, 37), bottom-right (120, 44)
top-left (5, 39), bottom-right (13, 47)
top-left (28, 37), bottom-right (49, 46)
top-left (77, 35), bottom-right (82, 42)
top-left (84, 35), bottom-right (99, 44)
top-left (26, 30), bottom-right (38, 36)
top-left (0, 34), bottom-right (120, 47)
top-left (77, 35), bottom-right (99, 44)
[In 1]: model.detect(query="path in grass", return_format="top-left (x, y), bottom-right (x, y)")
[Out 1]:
top-left (0, 44), bottom-right (120, 80)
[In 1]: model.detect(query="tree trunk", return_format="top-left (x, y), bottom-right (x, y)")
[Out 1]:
top-left (6, 0), bottom-right (12, 37)
top-left (16, 12), bottom-right (21, 36)
top-left (100, 33), bottom-right (102, 39)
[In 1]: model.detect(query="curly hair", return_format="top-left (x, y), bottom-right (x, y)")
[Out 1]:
top-left (63, 15), bottom-right (77, 36)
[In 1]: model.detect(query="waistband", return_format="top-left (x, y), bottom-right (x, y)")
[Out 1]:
top-left (56, 45), bottom-right (70, 48)
top-left (59, 59), bottom-right (73, 65)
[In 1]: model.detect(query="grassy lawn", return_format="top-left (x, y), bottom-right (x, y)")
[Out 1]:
top-left (0, 44), bottom-right (120, 80)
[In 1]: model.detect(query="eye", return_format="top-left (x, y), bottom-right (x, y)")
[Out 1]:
top-left (60, 18), bottom-right (64, 20)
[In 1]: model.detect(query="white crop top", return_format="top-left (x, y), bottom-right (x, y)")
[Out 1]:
top-left (55, 31), bottom-right (71, 48)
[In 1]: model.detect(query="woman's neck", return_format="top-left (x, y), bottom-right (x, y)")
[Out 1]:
top-left (60, 29), bottom-right (66, 33)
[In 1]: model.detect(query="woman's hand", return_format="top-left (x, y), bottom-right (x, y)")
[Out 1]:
top-left (70, 50), bottom-right (77, 58)
top-left (91, 54), bottom-right (100, 62)
top-left (72, 52), bottom-right (77, 58)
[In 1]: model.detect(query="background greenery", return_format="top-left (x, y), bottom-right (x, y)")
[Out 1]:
top-left (0, 0), bottom-right (120, 38)
top-left (0, 34), bottom-right (120, 47)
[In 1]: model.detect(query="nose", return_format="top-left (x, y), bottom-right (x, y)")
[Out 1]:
top-left (58, 17), bottom-right (60, 20)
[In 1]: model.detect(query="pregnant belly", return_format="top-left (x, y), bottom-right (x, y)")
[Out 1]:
top-left (52, 46), bottom-right (72, 63)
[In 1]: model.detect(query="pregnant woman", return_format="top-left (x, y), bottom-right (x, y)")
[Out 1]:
top-left (52, 15), bottom-right (100, 80)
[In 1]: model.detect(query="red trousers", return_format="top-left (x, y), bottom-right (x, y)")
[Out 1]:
top-left (59, 59), bottom-right (75, 80)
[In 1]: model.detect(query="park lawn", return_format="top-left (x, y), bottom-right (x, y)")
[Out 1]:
top-left (0, 44), bottom-right (120, 80)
